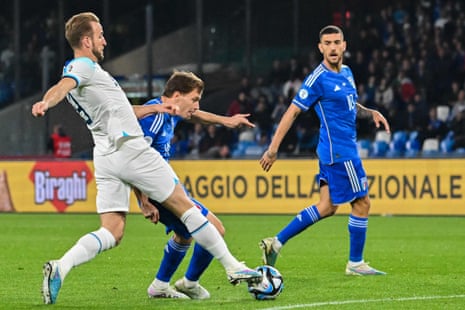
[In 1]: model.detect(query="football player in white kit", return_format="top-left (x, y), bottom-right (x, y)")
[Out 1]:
top-left (32, 12), bottom-right (261, 305)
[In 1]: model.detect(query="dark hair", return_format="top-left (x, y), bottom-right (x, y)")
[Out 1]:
top-left (163, 71), bottom-right (204, 97)
top-left (319, 25), bottom-right (344, 40)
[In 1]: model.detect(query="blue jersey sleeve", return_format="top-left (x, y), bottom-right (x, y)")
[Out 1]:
top-left (292, 65), bottom-right (326, 111)
top-left (138, 98), bottom-right (183, 161)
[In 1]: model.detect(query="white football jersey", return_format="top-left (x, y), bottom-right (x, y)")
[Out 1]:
top-left (63, 57), bottom-right (143, 155)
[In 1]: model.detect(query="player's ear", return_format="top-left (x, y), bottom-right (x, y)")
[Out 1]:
top-left (81, 36), bottom-right (91, 48)
top-left (318, 43), bottom-right (323, 54)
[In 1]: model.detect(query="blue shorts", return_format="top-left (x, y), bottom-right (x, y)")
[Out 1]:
top-left (150, 197), bottom-right (209, 240)
top-left (317, 158), bottom-right (368, 205)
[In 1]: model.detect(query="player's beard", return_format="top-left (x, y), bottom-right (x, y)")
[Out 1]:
top-left (92, 47), bottom-right (104, 62)
top-left (326, 53), bottom-right (342, 69)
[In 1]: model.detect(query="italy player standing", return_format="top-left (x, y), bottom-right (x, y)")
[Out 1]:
top-left (259, 25), bottom-right (390, 275)
top-left (32, 12), bottom-right (261, 305)
top-left (132, 71), bottom-right (255, 299)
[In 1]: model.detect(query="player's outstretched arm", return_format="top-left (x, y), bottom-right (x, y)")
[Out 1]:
top-left (260, 104), bottom-right (301, 172)
top-left (356, 103), bottom-right (390, 133)
top-left (191, 110), bottom-right (255, 128)
top-left (133, 103), bottom-right (180, 119)
top-left (32, 77), bottom-right (76, 117)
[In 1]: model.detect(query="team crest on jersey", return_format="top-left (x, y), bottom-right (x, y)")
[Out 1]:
top-left (298, 89), bottom-right (308, 99)
top-left (361, 177), bottom-right (368, 190)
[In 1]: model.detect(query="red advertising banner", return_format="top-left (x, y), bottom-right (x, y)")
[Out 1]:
top-left (0, 161), bottom-right (140, 213)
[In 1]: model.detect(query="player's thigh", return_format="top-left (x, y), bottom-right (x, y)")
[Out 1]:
top-left (119, 137), bottom-right (177, 203)
top-left (161, 184), bottom-right (196, 218)
top-left (94, 155), bottom-right (132, 213)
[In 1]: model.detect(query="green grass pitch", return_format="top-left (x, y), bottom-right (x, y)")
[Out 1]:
top-left (1, 213), bottom-right (464, 309)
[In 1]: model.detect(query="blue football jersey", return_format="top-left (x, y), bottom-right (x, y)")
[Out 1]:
top-left (138, 98), bottom-right (183, 161)
top-left (292, 63), bottom-right (359, 164)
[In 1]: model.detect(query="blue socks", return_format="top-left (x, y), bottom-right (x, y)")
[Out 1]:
top-left (348, 214), bottom-right (368, 262)
top-left (274, 206), bottom-right (368, 263)
top-left (156, 238), bottom-right (189, 282)
top-left (155, 238), bottom-right (214, 283)
top-left (277, 205), bottom-right (321, 244)
top-left (185, 243), bottom-right (214, 282)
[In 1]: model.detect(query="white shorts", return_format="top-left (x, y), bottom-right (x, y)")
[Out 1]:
top-left (93, 137), bottom-right (177, 214)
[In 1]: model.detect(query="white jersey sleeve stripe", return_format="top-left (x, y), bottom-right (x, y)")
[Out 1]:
top-left (149, 113), bottom-right (164, 134)
top-left (304, 65), bottom-right (326, 88)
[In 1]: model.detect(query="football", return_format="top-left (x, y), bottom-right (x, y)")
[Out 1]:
top-left (247, 265), bottom-right (284, 300)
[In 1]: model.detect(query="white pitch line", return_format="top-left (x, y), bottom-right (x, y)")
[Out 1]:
top-left (258, 294), bottom-right (465, 310)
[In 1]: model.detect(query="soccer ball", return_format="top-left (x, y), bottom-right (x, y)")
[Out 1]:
top-left (247, 265), bottom-right (284, 300)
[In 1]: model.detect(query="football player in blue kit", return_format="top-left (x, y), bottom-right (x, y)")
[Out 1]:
top-left (259, 25), bottom-right (390, 275)
top-left (132, 71), bottom-right (255, 299)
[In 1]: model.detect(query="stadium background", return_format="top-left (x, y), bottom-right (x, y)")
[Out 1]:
top-left (0, 0), bottom-right (403, 156)
top-left (1, 0), bottom-right (464, 216)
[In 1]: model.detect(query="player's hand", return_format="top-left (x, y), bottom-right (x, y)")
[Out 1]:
top-left (140, 199), bottom-right (160, 224)
top-left (144, 207), bottom-right (160, 224)
top-left (32, 101), bottom-right (49, 117)
top-left (225, 113), bottom-right (255, 128)
top-left (159, 103), bottom-right (180, 115)
top-left (372, 110), bottom-right (390, 134)
top-left (260, 149), bottom-right (277, 172)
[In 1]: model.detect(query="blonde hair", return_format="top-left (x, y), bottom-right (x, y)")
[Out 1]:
top-left (65, 12), bottom-right (100, 48)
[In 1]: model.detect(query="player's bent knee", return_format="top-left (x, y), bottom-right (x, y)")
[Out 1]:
top-left (173, 233), bottom-right (193, 245)
top-left (351, 196), bottom-right (371, 216)
top-left (316, 202), bottom-right (337, 218)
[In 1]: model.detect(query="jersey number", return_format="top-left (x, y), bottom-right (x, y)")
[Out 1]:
top-left (346, 94), bottom-right (356, 111)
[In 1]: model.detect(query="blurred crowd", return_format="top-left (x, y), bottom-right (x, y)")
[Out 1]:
top-left (0, 10), bottom-right (59, 106)
top-left (172, 0), bottom-right (465, 159)
top-left (2, 1), bottom-right (465, 158)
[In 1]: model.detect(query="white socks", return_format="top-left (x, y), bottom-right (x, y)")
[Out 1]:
top-left (58, 227), bottom-right (116, 279)
top-left (348, 260), bottom-right (364, 266)
top-left (56, 207), bottom-right (242, 282)
top-left (182, 277), bottom-right (198, 288)
top-left (180, 207), bottom-right (241, 269)
top-left (151, 278), bottom-right (169, 289)
top-left (272, 237), bottom-right (283, 252)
